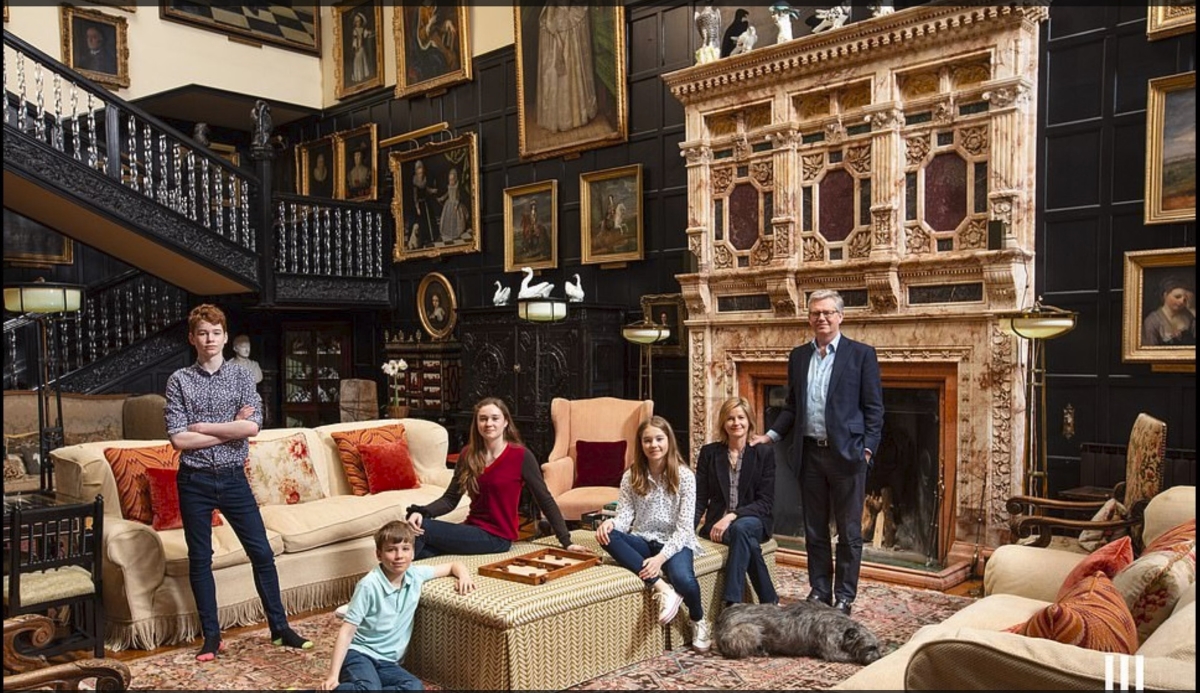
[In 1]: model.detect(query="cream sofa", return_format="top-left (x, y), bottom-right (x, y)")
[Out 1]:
top-left (51, 418), bottom-right (468, 651)
top-left (835, 485), bottom-right (1196, 690)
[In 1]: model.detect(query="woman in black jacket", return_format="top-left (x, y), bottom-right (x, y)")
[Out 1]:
top-left (695, 396), bottom-right (778, 606)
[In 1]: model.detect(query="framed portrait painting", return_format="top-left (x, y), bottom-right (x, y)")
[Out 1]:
top-left (394, 2), bottom-right (472, 99)
top-left (641, 293), bottom-right (686, 357)
top-left (159, 2), bottom-right (319, 56)
top-left (3, 209), bottom-right (73, 266)
top-left (1122, 247), bottom-right (1196, 364)
top-left (1147, 3), bottom-right (1195, 41)
top-left (514, 5), bottom-right (627, 161)
top-left (296, 137), bottom-right (335, 198)
top-left (389, 132), bottom-right (481, 262)
top-left (417, 271), bottom-right (457, 341)
top-left (503, 180), bottom-right (557, 273)
top-left (333, 0), bottom-right (384, 100)
top-left (580, 164), bottom-right (643, 266)
top-left (334, 123), bottom-right (378, 202)
top-left (60, 5), bottom-right (129, 89)
top-left (1145, 71), bottom-right (1195, 225)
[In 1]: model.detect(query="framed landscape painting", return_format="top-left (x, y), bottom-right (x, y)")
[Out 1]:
top-left (514, 5), bottom-right (627, 161)
top-left (394, 2), bottom-right (471, 99)
top-left (335, 124), bottom-right (378, 202)
top-left (160, 2), bottom-right (319, 56)
top-left (390, 132), bottom-right (480, 262)
top-left (60, 5), bottom-right (129, 89)
top-left (503, 180), bottom-right (557, 273)
top-left (1145, 71), bottom-right (1196, 225)
top-left (580, 164), bottom-right (642, 266)
top-left (333, 0), bottom-right (384, 100)
top-left (1122, 247), bottom-right (1196, 364)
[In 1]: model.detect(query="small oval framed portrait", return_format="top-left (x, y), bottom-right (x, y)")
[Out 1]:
top-left (417, 271), bottom-right (457, 341)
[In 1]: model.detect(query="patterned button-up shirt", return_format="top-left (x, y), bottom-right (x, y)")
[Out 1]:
top-left (612, 465), bottom-right (701, 561)
top-left (164, 360), bottom-right (263, 471)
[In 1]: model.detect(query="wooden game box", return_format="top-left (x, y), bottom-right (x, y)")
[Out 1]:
top-left (477, 548), bottom-right (600, 585)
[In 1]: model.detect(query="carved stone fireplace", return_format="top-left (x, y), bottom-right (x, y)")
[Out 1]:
top-left (663, 4), bottom-right (1049, 587)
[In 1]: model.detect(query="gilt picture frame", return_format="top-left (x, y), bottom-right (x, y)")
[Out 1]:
top-left (333, 0), bottom-right (384, 100)
top-left (3, 210), bottom-right (74, 266)
top-left (334, 123), bottom-right (378, 202)
top-left (580, 163), bottom-right (642, 266)
top-left (60, 5), bottom-right (129, 89)
top-left (1122, 247), bottom-right (1196, 364)
top-left (1145, 71), bottom-right (1195, 225)
top-left (641, 293), bottom-right (686, 357)
top-left (394, 2), bottom-right (472, 99)
top-left (1147, 3), bottom-right (1195, 41)
top-left (503, 180), bottom-right (558, 273)
top-left (417, 271), bottom-right (457, 341)
top-left (389, 132), bottom-right (481, 262)
top-left (514, 5), bottom-right (627, 161)
top-left (159, 2), bottom-right (319, 56)
top-left (296, 136), bottom-right (336, 199)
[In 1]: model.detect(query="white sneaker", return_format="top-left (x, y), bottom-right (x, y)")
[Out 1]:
top-left (692, 618), bottom-right (711, 652)
top-left (654, 587), bottom-right (683, 624)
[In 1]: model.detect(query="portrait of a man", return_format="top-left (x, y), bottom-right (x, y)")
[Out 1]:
top-left (61, 6), bottom-right (129, 88)
top-left (74, 20), bottom-right (117, 74)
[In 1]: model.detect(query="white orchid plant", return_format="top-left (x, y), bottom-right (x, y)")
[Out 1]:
top-left (381, 358), bottom-right (409, 408)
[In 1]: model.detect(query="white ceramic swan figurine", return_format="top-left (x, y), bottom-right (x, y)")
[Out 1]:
top-left (493, 280), bottom-right (512, 306)
top-left (564, 274), bottom-right (585, 303)
top-left (518, 266), bottom-right (554, 299)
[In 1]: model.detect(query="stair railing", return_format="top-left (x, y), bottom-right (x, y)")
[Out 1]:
top-left (273, 194), bottom-right (387, 279)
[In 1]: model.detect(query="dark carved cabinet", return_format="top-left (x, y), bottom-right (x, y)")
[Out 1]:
top-left (457, 304), bottom-right (626, 460)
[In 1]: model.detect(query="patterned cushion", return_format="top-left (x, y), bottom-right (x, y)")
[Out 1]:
top-left (1112, 540), bottom-right (1197, 643)
top-left (1058, 536), bottom-right (1135, 601)
top-left (1078, 498), bottom-right (1129, 552)
top-left (145, 467), bottom-right (223, 532)
top-left (574, 440), bottom-right (627, 488)
top-left (1123, 413), bottom-right (1166, 510)
top-left (103, 443), bottom-right (182, 525)
top-left (1018, 572), bottom-right (1138, 654)
top-left (1143, 519), bottom-right (1196, 555)
top-left (359, 440), bottom-right (421, 493)
top-left (331, 424), bottom-right (408, 496)
top-left (245, 432), bottom-right (324, 506)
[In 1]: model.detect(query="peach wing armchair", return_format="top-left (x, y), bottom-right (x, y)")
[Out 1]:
top-left (540, 397), bottom-right (653, 521)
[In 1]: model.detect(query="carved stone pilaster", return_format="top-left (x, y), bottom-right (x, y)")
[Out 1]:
top-left (689, 330), bottom-right (709, 463)
top-left (871, 207), bottom-right (895, 249)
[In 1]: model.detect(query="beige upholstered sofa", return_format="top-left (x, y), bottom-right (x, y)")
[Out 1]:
top-left (51, 418), bottom-right (467, 651)
top-left (835, 485), bottom-right (1196, 690)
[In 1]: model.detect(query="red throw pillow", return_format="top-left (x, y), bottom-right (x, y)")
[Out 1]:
top-left (1017, 572), bottom-right (1138, 654)
top-left (145, 467), bottom-right (223, 532)
top-left (104, 444), bottom-right (182, 525)
top-left (358, 440), bottom-right (421, 493)
top-left (331, 424), bottom-right (408, 496)
top-left (1057, 536), bottom-right (1135, 601)
top-left (574, 440), bottom-right (627, 488)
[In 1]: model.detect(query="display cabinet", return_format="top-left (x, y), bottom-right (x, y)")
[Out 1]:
top-left (383, 340), bottom-right (461, 426)
top-left (282, 323), bottom-right (351, 427)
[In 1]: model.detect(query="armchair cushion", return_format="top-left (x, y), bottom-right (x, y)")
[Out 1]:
top-left (359, 440), bottom-right (420, 493)
top-left (145, 467), bottom-right (223, 532)
top-left (1112, 540), bottom-right (1197, 643)
top-left (1078, 498), bottom-right (1129, 552)
top-left (245, 432), bottom-right (324, 506)
top-left (574, 440), bottom-right (626, 488)
top-left (103, 443), bottom-right (181, 525)
top-left (1057, 536), bottom-right (1134, 600)
top-left (331, 423), bottom-right (408, 495)
top-left (1124, 413), bottom-right (1167, 510)
top-left (1017, 572), bottom-right (1138, 654)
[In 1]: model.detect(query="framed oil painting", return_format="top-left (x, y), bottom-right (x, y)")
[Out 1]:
top-left (159, 2), bottom-right (319, 56)
top-left (335, 123), bottom-right (378, 202)
top-left (394, 2), bottom-right (471, 99)
top-left (1147, 3), bottom-right (1195, 41)
top-left (90, 1), bottom-right (136, 12)
top-left (333, 0), bottom-right (384, 100)
top-left (1122, 247), bottom-right (1196, 364)
top-left (389, 132), bottom-right (481, 262)
top-left (296, 136), bottom-right (335, 198)
top-left (1145, 71), bottom-right (1195, 225)
top-left (641, 293), bottom-right (686, 357)
top-left (580, 163), bottom-right (642, 266)
top-left (514, 5), bottom-right (627, 161)
top-left (3, 209), bottom-right (73, 266)
top-left (503, 180), bottom-right (557, 273)
top-left (417, 271), bottom-right (457, 341)
top-left (60, 5), bottom-right (129, 89)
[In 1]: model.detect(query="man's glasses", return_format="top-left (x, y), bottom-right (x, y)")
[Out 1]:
top-left (808, 310), bottom-right (839, 318)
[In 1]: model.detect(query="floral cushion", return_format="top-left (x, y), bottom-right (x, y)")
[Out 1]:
top-left (331, 424), bottom-right (408, 496)
top-left (1078, 498), bottom-right (1129, 552)
top-left (1018, 572), bottom-right (1138, 654)
top-left (1058, 535), bottom-right (1134, 601)
top-left (1143, 519), bottom-right (1196, 555)
top-left (103, 444), bottom-right (182, 525)
top-left (1122, 413), bottom-right (1166, 510)
top-left (245, 432), bottom-right (324, 506)
top-left (1112, 539), bottom-right (1196, 643)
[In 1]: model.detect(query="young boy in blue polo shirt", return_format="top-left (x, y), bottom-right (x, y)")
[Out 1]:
top-left (320, 520), bottom-right (475, 691)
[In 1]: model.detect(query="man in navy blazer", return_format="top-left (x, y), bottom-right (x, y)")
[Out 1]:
top-left (751, 289), bottom-right (883, 615)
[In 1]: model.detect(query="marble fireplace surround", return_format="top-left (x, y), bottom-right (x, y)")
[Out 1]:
top-left (663, 3), bottom-right (1051, 579)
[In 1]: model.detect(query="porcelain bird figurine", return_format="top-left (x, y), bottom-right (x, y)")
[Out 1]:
top-left (493, 280), bottom-right (512, 306)
top-left (730, 25), bottom-right (757, 57)
top-left (565, 274), bottom-right (585, 303)
top-left (518, 267), bottom-right (554, 299)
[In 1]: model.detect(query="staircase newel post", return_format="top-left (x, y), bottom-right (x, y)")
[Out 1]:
top-left (249, 99), bottom-right (277, 308)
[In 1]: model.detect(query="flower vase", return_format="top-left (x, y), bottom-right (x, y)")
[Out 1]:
top-left (388, 404), bottom-right (410, 419)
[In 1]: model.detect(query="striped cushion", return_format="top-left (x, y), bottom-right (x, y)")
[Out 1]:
top-left (1143, 519), bottom-right (1196, 555)
top-left (330, 423), bottom-right (407, 495)
top-left (1019, 572), bottom-right (1137, 654)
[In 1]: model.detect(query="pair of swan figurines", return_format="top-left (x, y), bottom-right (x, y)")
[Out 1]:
top-left (492, 267), bottom-right (584, 306)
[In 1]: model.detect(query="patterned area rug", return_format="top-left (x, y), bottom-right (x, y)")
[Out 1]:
top-left (108, 568), bottom-right (974, 690)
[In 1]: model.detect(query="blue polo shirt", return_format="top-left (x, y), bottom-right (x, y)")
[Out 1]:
top-left (344, 563), bottom-right (435, 662)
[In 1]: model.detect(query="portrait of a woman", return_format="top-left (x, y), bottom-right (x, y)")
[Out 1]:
top-left (1142, 274), bottom-right (1196, 347)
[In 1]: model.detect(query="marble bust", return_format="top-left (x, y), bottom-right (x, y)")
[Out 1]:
top-left (229, 334), bottom-right (263, 384)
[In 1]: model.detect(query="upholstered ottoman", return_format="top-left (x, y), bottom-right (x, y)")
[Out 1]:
top-left (406, 529), bottom-right (778, 690)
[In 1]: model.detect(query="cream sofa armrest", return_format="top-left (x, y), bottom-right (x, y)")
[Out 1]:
top-left (905, 627), bottom-right (1195, 691)
top-left (422, 466), bottom-right (454, 489)
top-left (542, 456), bottom-right (575, 498)
top-left (983, 543), bottom-right (1085, 601)
top-left (1143, 485), bottom-right (1196, 547)
top-left (102, 518), bottom-right (166, 622)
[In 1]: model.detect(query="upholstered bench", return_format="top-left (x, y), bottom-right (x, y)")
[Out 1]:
top-left (406, 529), bottom-right (779, 690)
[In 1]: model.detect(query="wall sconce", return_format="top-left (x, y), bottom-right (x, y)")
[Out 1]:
top-left (4, 278), bottom-right (86, 494)
top-left (622, 319), bottom-right (670, 401)
top-left (996, 297), bottom-right (1078, 498)
top-left (517, 298), bottom-right (567, 323)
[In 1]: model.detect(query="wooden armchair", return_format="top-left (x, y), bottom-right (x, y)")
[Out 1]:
top-left (1006, 413), bottom-right (1168, 553)
top-left (4, 614), bottom-right (130, 691)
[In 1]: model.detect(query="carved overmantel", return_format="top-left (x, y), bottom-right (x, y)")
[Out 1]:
top-left (665, 3), bottom-right (1048, 554)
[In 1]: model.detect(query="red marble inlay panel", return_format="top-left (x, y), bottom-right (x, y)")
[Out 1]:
top-left (729, 183), bottom-right (760, 250)
top-left (819, 169), bottom-right (854, 242)
top-left (924, 153), bottom-right (967, 232)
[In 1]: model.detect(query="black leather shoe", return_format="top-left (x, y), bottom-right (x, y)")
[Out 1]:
top-left (806, 592), bottom-right (832, 607)
top-left (834, 600), bottom-right (853, 616)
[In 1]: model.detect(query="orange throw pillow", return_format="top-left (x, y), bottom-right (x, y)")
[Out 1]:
top-left (331, 424), bottom-right (408, 496)
top-left (145, 467), bottom-right (223, 532)
top-left (359, 440), bottom-right (421, 493)
top-left (1144, 519), bottom-right (1196, 555)
top-left (104, 444), bottom-right (182, 525)
top-left (1057, 536), bottom-right (1135, 600)
top-left (1018, 572), bottom-right (1138, 654)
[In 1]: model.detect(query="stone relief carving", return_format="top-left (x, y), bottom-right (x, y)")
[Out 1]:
top-left (867, 108), bottom-right (903, 131)
top-left (959, 218), bottom-right (987, 249)
top-left (733, 134), bottom-right (751, 161)
top-left (750, 160), bottom-right (773, 186)
top-left (690, 331), bottom-right (708, 462)
top-left (682, 145), bottom-right (712, 166)
top-left (982, 83), bottom-right (1029, 109)
top-left (801, 153), bottom-right (825, 181)
top-left (772, 230), bottom-right (792, 260)
top-left (959, 124), bottom-right (989, 157)
top-left (824, 119), bottom-right (847, 144)
top-left (802, 236), bottom-right (824, 262)
top-left (990, 195), bottom-right (1014, 225)
top-left (872, 208), bottom-right (893, 248)
top-left (712, 166), bottom-right (734, 194)
top-left (905, 225), bottom-right (931, 254)
top-left (847, 229), bottom-right (872, 259)
top-left (688, 231), bottom-right (703, 261)
top-left (933, 98), bottom-right (955, 125)
top-left (905, 134), bottom-right (930, 168)
top-left (844, 143), bottom-right (872, 175)
top-left (713, 243), bottom-right (734, 269)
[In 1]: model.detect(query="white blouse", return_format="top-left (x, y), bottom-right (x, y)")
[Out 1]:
top-left (612, 465), bottom-right (701, 561)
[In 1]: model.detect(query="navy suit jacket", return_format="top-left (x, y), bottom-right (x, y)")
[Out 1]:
top-left (694, 441), bottom-right (776, 537)
top-left (770, 335), bottom-right (884, 475)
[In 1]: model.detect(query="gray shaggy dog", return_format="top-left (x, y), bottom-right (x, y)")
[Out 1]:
top-left (714, 601), bottom-right (882, 664)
